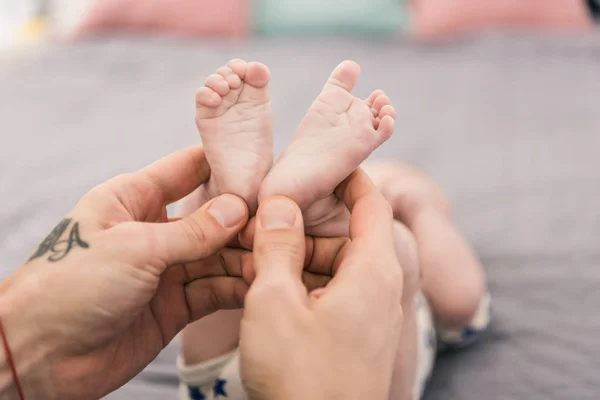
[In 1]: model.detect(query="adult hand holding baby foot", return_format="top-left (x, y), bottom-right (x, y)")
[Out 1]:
top-left (179, 59), bottom-right (397, 387)
top-left (241, 170), bottom-right (403, 400)
top-left (0, 147), bottom-right (252, 399)
top-left (0, 144), bottom-right (376, 400)
top-left (179, 59), bottom-right (399, 399)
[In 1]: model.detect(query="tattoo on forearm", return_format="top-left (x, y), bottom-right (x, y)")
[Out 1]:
top-left (28, 218), bottom-right (90, 262)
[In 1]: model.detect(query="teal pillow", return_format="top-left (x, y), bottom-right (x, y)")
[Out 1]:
top-left (254, 0), bottom-right (408, 36)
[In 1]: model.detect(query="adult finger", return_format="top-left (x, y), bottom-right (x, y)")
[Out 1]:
top-left (178, 248), bottom-right (248, 282)
top-left (252, 197), bottom-right (305, 278)
top-left (112, 194), bottom-right (249, 266)
top-left (245, 196), bottom-right (308, 314)
top-left (76, 147), bottom-right (212, 224)
top-left (185, 277), bottom-right (249, 322)
top-left (324, 169), bottom-right (402, 305)
top-left (335, 168), bottom-right (394, 249)
top-left (137, 146), bottom-right (212, 205)
top-left (182, 246), bottom-right (334, 294)
top-left (237, 217), bottom-right (257, 250)
top-left (236, 235), bottom-right (348, 284)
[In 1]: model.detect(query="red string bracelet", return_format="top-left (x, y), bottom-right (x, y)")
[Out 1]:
top-left (0, 320), bottom-right (25, 400)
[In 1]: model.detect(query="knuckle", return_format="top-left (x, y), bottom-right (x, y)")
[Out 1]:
top-left (86, 173), bottom-right (130, 198)
top-left (105, 172), bottom-right (133, 186)
top-left (185, 284), bottom-right (217, 319)
top-left (180, 216), bottom-right (211, 255)
top-left (113, 222), bottom-right (164, 263)
top-left (256, 239), bottom-right (303, 261)
top-left (207, 287), bottom-right (221, 315)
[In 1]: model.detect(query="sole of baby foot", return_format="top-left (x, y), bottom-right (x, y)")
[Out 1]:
top-left (196, 59), bottom-right (274, 214)
top-left (258, 60), bottom-right (395, 236)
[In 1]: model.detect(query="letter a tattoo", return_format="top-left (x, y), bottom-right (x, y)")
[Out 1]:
top-left (28, 218), bottom-right (90, 262)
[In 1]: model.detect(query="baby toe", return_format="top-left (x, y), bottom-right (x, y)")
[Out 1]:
top-left (377, 115), bottom-right (395, 140)
top-left (226, 58), bottom-right (249, 80)
top-left (195, 87), bottom-right (222, 108)
top-left (245, 62), bottom-right (271, 89)
top-left (205, 73), bottom-right (230, 96)
top-left (378, 104), bottom-right (396, 120)
top-left (366, 90), bottom-right (385, 108)
top-left (217, 66), bottom-right (242, 89)
top-left (372, 94), bottom-right (391, 114)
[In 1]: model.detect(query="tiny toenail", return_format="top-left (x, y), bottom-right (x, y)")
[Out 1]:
top-left (260, 198), bottom-right (297, 230)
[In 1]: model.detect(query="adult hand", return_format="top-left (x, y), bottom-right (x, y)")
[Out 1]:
top-left (0, 147), bottom-right (252, 400)
top-left (240, 169), bottom-right (404, 400)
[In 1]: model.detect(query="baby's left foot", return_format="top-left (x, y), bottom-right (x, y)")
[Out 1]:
top-left (259, 60), bottom-right (395, 237)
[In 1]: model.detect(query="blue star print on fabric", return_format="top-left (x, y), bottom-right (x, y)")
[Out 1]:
top-left (462, 327), bottom-right (478, 339)
top-left (214, 379), bottom-right (228, 397)
top-left (188, 385), bottom-right (206, 400)
top-left (427, 328), bottom-right (436, 348)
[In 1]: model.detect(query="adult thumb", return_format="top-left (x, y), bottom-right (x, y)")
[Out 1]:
top-left (252, 196), bottom-right (306, 284)
top-left (144, 194), bottom-right (248, 265)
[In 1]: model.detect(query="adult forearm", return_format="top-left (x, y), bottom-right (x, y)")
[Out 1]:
top-left (0, 274), bottom-right (54, 400)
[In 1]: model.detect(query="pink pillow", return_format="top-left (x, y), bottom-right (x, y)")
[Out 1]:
top-left (412, 0), bottom-right (594, 39)
top-left (76, 0), bottom-right (250, 38)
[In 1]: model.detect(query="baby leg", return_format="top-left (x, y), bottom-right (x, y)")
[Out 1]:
top-left (363, 161), bottom-right (487, 328)
top-left (179, 59), bottom-right (274, 395)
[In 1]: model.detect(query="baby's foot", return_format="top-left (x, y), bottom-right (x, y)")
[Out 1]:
top-left (196, 59), bottom-right (273, 213)
top-left (259, 60), bottom-right (395, 237)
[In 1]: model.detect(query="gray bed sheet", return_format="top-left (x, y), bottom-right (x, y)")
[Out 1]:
top-left (1, 33), bottom-right (600, 399)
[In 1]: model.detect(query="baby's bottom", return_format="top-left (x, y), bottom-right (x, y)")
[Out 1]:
top-left (178, 162), bottom-right (490, 399)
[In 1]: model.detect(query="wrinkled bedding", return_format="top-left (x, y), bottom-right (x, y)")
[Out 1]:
top-left (1, 33), bottom-right (600, 399)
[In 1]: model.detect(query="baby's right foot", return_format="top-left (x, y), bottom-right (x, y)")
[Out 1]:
top-left (196, 59), bottom-right (273, 213)
top-left (259, 60), bottom-right (395, 237)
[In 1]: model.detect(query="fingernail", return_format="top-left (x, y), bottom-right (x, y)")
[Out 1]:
top-left (208, 195), bottom-right (247, 228)
top-left (260, 197), bottom-right (297, 230)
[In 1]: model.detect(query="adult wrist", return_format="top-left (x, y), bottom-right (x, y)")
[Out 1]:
top-left (0, 271), bottom-right (56, 399)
